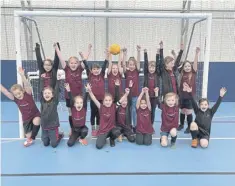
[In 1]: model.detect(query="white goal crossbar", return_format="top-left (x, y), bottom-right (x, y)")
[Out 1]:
top-left (14, 11), bottom-right (212, 138)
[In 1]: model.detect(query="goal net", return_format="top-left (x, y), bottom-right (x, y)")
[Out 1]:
top-left (14, 11), bottom-right (212, 138)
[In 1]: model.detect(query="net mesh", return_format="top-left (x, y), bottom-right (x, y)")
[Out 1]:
top-left (17, 16), bottom-right (207, 107)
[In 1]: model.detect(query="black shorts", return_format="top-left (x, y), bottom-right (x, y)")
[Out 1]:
top-left (180, 98), bottom-right (193, 109)
top-left (198, 128), bottom-right (210, 141)
top-left (23, 119), bottom-right (34, 134)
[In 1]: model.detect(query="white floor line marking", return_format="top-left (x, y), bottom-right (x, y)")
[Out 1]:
top-left (1, 137), bottom-right (235, 141)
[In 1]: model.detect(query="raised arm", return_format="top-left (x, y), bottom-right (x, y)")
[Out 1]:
top-left (144, 88), bottom-right (151, 111)
top-left (79, 52), bottom-right (90, 76)
top-left (173, 44), bottom-right (184, 71)
top-left (136, 45), bottom-right (141, 71)
top-left (122, 48), bottom-right (127, 73)
top-left (114, 80), bottom-right (121, 103)
top-left (80, 44), bottom-right (93, 69)
top-left (53, 42), bottom-right (60, 71)
top-left (18, 67), bottom-right (32, 95)
top-left (86, 84), bottom-right (101, 109)
top-left (184, 83), bottom-right (199, 114)
top-left (54, 42), bottom-right (66, 69)
top-left (158, 41), bottom-right (164, 75)
top-left (35, 43), bottom-right (45, 73)
top-left (101, 49), bottom-right (109, 76)
top-left (83, 91), bottom-right (89, 110)
top-left (118, 49), bottom-right (124, 75)
top-left (193, 47), bottom-right (200, 72)
top-left (211, 87), bottom-right (226, 116)
top-left (136, 88), bottom-right (145, 109)
top-left (107, 49), bottom-right (112, 75)
top-left (0, 84), bottom-right (14, 100)
top-left (53, 81), bottom-right (60, 105)
top-left (65, 83), bottom-right (74, 107)
top-left (144, 49), bottom-right (149, 75)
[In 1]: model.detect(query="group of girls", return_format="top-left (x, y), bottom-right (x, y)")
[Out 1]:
top-left (1, 41), bottom-right (227, 149)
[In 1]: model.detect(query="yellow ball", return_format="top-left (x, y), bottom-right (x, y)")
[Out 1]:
top-left (109, 44), bottom-right (120, 55)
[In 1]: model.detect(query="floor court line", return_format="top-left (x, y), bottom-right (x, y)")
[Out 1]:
top-left (1, 137), bottom-right (235, 140)
top-left (2, 171), bottom-right (235, 177)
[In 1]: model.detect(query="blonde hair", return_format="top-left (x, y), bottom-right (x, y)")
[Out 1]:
top-left (164, 56), bottom-right (174, 65)
top-left (164, 92), bottom-right (179, 106)
top-left (10, 84), bottom-right (24, 93)
top-left (127, 57), bottom-right (137, 67)
top-left (44, 58), bottom-right (54, 66)
top-left (103, 93), bottom-right (113, 101)
top-left (148, 61), bottom-right (156, 67)
top-left (68, 56), bottom-right (79, 64)
top-left (74, 95), bottom-right (83, 102)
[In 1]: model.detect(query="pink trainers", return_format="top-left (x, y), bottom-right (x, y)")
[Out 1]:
top-left (23, 138), bottom-right (34, 147)
top-left (79, 138), bottom-right (88, 146)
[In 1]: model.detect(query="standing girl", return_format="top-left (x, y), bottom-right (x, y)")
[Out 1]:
top-left (177, 47), bottom-right (200, 133)
top-left (143, 48), bottom-right (160, 124)
top-left (82, 50), bottom-right (108, 136)
top-left (122, 46), bottom-right (141, 131)
top-left (54, 43), bottom-right (91, 132)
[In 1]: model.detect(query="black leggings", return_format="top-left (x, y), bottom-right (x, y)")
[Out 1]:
top-left (96, 127), bottom-right (121, 149)
top-left (118, 125), bottom-right (135, 143)
top-left (67, 126), bottom-right (88, 147)
top-left (136, 133), bottom-right (152, 146)
top-left (90, 99), bottom-right (101, 126)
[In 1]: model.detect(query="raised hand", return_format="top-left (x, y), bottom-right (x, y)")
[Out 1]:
top-left (18, 67), bottom-right (25, 76)
top-left (115, 79), bottom-right (120, 86)
top-left (79, 52), bottom-right (84, 60)
top-left (64, 83), bottom-right (70, 92)
top-left (53, 42), bottom-right (58, 48)
top-left (129, 80), bottom-right (133, 88)
top-left (180, 43), bottom-right (184, 50)
top-left (159, 41), bottom-right (163, 48)
top-left (220, 87), bottom-right (227, 97)
top-left (196, 47), bottom-right (200, 54)
top-left (88, 44), bottom-right (92, 50)
top-left (137, 45), bottom-right (141, 52)
top-left (144, 49), bottom-right (147, 53)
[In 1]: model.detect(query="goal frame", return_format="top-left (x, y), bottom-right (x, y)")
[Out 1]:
top-left (14, 11), bottom-right (212, 138)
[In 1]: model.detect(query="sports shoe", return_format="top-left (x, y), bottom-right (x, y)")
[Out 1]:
top-left (92, 129), bottom-right (97, 137)
top-left (184, 127), bottom-right (190, 134)
top-left (191, 138), bottom-right (198, 148)
top-left (79, 138), bottom-right (88, 146)
top-left (117, 135), bottom-right (123, 142)
top-left (177, 124), bottom-right (184, 131)
top-left (23, 138), bottom-right (34, 147)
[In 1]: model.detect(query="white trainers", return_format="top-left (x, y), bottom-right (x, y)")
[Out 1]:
top-left (23, 138), bottom-right (34, 147)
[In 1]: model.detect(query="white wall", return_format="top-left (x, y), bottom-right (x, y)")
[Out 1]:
top-left (1, 0), bottom-right (235, 62)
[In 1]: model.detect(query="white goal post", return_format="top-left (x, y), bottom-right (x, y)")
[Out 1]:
top-left (14, 11), bottom-right (212, 138)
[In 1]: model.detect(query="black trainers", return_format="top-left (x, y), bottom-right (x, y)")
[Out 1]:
top-left (177, 124), bottom-right (184, 131)
top-left (184, 127), bottom-right (190, 134)
top-left (110, 138), bottom-right (115, 147)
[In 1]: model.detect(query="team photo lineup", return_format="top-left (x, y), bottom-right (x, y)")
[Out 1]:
top-left (0, 40), bottom-right (227, 149)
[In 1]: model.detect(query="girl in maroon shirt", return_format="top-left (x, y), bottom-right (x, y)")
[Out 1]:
top-left (136, 87), bottom-right (154, 146)
top-left (65, 83), bottom-right (88, 147)
top-left (122, 46), bottom-right (141, 132)
top-left (1, 67), bottom-right (40, 147)
top-left (107, 48), bottom-right (123, 99)
top-left (177, 47), bottom-right (200, 133)
top-left (143, 48), bottom-right (160, 125)
top-left (55, 43), bottom-right (92, 134)
top-left (115, 80), bottom-right (135, 143)
top-left (86, 84), bottom-right (121, 149)
top-left (83, 50), bottom-right (108, 136)
top-left (155, 88), bottom-right (179, 147)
